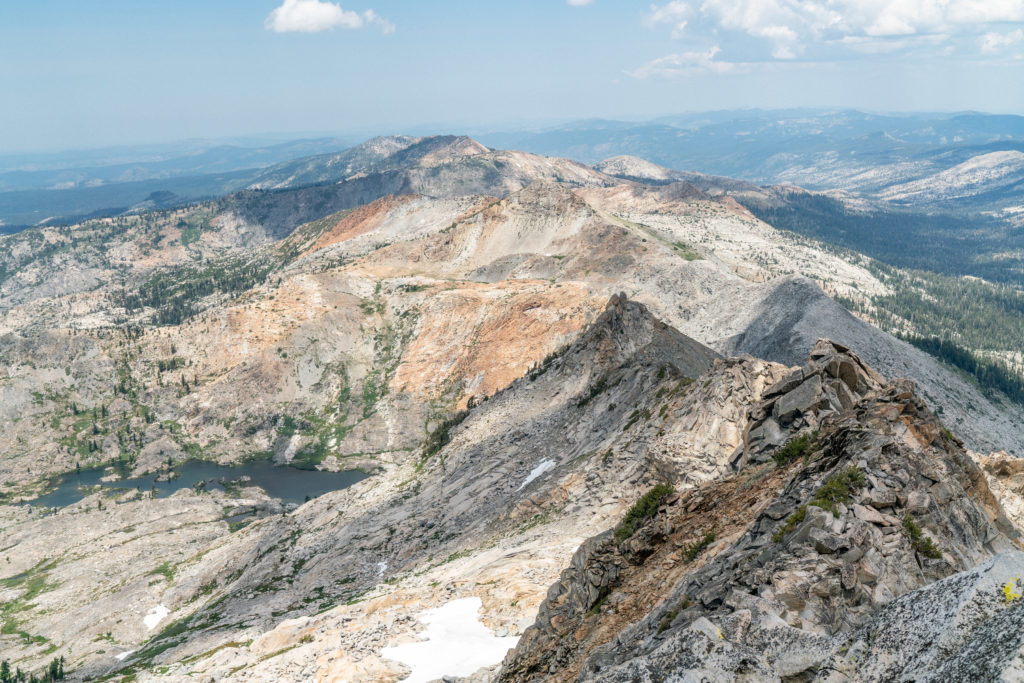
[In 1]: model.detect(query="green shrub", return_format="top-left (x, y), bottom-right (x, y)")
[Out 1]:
top-left (527, 346), bottom-right (568, 381)
top-left (419, 410), bottom-right (469, 465)
top-left (615, 484), bottom-right (674, 542)
top-left (586, 587), bottom-right (612, 617)
top-left (772, 505), bottom-right (807, 542)
top-left (277, 415), bottom-right (298, 437)
top-left (577, 376), bottom-right (610, 407)
top-left (681, 531), bottom-right (716, 563)
top-left (657, 596), bottom-right (692, 633)
top-left (773, 466), bottom-right (866, 542)
top-left (903, 514), bottom-right (943, 559)
top-left (669, 377), bottom-right (694, 396)
top-left (150, 561), bottom-right (174, 582)
top-left (809, 467), bottom-right (866, 516)
top-left (773, 432), bottom-right (818, 467)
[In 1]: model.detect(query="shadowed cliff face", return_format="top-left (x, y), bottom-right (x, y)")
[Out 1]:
top-left (499, 341), bottom-right (1021, 683)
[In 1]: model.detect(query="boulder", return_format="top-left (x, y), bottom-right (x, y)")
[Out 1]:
top-left (773, 375), bottom-right (823, 423)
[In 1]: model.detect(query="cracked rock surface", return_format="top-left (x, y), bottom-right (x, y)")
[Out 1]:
top-left (499, 343), bottom-right (1023, 682)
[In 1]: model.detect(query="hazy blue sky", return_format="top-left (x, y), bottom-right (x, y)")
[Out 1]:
top-left (2, 0), bottom-right (1024, 152)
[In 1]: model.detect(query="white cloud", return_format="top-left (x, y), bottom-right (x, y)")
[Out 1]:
top-left (361, 9), bottom-right (395, 33)
top-left (772, 44), bottom-right (796, 59)
top-left (981, 28), bottom-right (1024, 52)
top-left (838, 32), bottom-right (951, 54)
top-left (644, 0), bottom-right (1024, 59)
top-left (948, 0), bottom-right (1024, 24)
top-left (645, 1), bottom-right (689, 39)
top-left (627, 46), bottom-right (736, 78)
top-left (265, 0), bottom-right (394, 34)
top-left (567, 0), bottom-right (594, 6)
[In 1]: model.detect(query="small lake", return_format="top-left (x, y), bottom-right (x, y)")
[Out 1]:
top-left (21, 459), bottom-right (370, 508)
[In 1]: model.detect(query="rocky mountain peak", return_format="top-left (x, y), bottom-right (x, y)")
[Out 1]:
top-left (349, 134), bottom-right (418, 158)
top-left (499, 342), bottom-right (1021, 682)
top-left (604, 290), bottom-right (628, 312)
top-left (740, 338), bottom-right (888, 467)
top-left (595, 155), bottom-right (676, 182)
top-left (392, 134), bottom-right (490, 168)
top-left (652, 180), bottom-right (707, 202)
top-left (498, 178), bottom-right (593, 217)
top-left (570, 294), bottom-right (719, 376)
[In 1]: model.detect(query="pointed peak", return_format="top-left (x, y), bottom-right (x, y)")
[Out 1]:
top-left (605, 291), bottom-right (629, 311)
top-left (595, 155), bottom-right (677, 182)
top-left (572, 293), bottom-right (719, 378)
top-left (349, 135), bottom-right (419, 157)
top-left (402, 135), bottom-right (490, 167)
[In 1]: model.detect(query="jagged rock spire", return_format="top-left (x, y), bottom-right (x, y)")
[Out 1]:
top-left (739, 339), bottom-right (888, 468)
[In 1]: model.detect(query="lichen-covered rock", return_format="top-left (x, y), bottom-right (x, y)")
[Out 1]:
top-left (580, 552), bottom-right (1024, 683)
top-left (822, 551), bottom-right (1024, 681)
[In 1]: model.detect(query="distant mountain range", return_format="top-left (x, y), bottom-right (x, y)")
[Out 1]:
top-left (483, 111), bottom-right (1024, 234)
top-left (5, 110), bottom-right (1024, 231)
top-left (0, 137), bottom-right (353, 228)
top-left (481, 109), bottom-right (1024, 187)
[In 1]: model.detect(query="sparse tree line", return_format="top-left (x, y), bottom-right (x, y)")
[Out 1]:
top-left (116, 257), bottom-right (275, 326)
top-left (744, 191), bottom-right (1024, 284)
top-left (0, 657), bottom-right (65, 683)
top-left (864, 261), bottom-right (1024, 353)
top-left (833, 257), bottom-right (1024, 404)
top-left (899, 333), bottom-right (1024, 405)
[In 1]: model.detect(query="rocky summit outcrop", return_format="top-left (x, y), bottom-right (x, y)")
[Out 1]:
top-left (739, 339), bottom-right (887, 467)
top-left (820, 550), bottom-right (1024, 681)
top-left (498, 343), bottom-right (1022, 682)
top-left (715, 275), bottom-right (1024, 456)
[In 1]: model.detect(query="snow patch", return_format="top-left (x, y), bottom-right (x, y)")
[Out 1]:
top-left (115, 650), bottom-right (135, 661)
top-left (144, 604), bottom-right (170, 630)
top-left (381, 597), bottom-right (519, 683)
top-left (517, 459), bottom-right (556, 491)
top-left (377, 561), bottom-right (388, 576)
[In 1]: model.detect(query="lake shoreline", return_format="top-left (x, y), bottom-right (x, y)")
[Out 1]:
top-left (11, 458), bottom-right (372, 509)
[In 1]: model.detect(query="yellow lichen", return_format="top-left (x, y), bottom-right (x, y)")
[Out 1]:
top-left (1002, 577), bottom-right (1022, 603)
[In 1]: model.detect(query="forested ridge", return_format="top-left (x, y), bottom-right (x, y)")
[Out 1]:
top-left (898, 333), bottom-right (1024, 405)
top-left (744, 192), bottom-right (1024, 284)
top-left (832, 260), bottom-right (1024, 405)
top-left (117, 256), bottom-right (276, 326)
